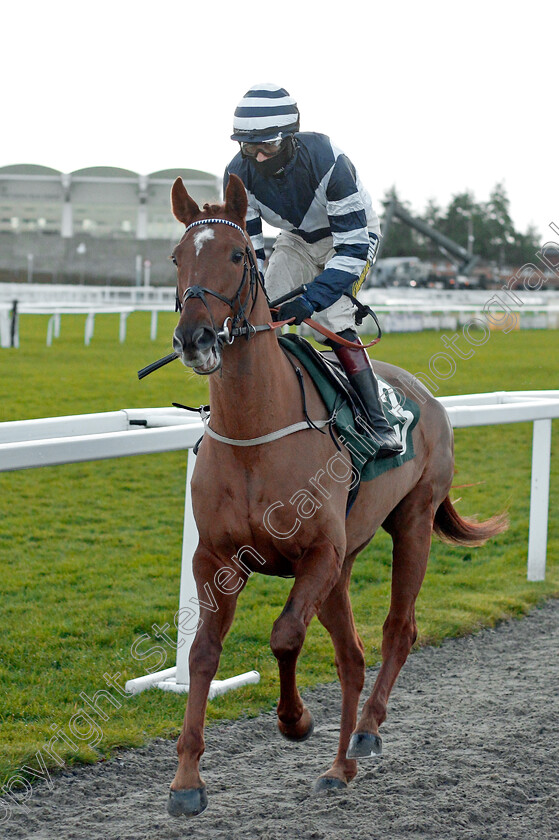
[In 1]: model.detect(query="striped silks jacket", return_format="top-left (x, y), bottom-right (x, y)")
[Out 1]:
top-left (224, 132), bottom-right (381, 312)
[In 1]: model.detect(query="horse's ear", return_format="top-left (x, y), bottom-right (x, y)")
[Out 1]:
top-left (224, 173), bottom-right (248, 224)
top-left (171, 178), bottom-right (201, 225)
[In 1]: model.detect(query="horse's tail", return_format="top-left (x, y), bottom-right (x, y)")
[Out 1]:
top-left (433, 495), bottom-right (508, 546)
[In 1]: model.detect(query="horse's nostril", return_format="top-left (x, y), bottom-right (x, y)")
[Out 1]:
top-left (192, 327), bottom-right (215, 351)
top-left (172, 330), bottom-right (185, 353)
top-left (173, 325), bottom-right (215, 354)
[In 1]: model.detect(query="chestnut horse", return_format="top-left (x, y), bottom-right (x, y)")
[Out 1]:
top-left (166, 173), bottom-right (506, 817)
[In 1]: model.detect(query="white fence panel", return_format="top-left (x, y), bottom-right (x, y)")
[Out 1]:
top-left (2, 285), bottom-right (559, 347)
top-left (0, 392), bottom-right (557, 695)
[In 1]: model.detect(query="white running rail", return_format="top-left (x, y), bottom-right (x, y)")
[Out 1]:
top-left (0, 392), bottom-right (557, 695)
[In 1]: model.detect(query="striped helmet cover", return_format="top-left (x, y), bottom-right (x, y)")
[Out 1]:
top-left (231, 83), bottom-right (300, 143)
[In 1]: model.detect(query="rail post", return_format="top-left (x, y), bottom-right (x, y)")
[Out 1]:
top-left (528, 418), bottom-right (552, 581)
top-left (10, 300), bottom-right (19, 348)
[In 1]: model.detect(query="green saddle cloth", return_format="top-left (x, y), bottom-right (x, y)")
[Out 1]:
top-left (279, 334), bottom-right (420, 481)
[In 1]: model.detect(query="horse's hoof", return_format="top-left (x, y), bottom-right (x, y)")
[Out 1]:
top-left (346, 731), bottom-right (382, 759)
top-left (167, 786), bottom-right (208, 818)
top-left (313, 775), bottom-right (348, 793)
top-left (278, 709), bottom-right (314, 742)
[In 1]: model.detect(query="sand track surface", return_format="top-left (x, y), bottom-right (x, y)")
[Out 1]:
top-left (3, 599), bottom-right (558, 840)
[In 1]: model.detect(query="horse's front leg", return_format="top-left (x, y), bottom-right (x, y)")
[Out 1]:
top-left (168, 547), bottom-right (244, 818)
top-left (271, 541), bottom-right (342, 742)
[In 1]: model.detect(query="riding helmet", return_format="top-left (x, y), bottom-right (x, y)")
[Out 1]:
top-left (231, 83), bottom-right (300, 143)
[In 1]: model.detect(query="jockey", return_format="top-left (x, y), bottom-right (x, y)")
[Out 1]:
top-left (224, 83), bottom-right (402, 458)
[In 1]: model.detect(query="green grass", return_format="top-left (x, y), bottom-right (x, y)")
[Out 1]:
top-left (0, 313), bottom-right (558, 784)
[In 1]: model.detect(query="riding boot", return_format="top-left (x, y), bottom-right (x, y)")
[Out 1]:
top-left (331, 329), bottom-right (403, 459)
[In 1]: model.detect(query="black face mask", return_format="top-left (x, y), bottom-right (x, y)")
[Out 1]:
top-left (250, 136), bottom-right (297, 178)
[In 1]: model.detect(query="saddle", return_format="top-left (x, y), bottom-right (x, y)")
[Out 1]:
top-left (279, 333), bottom-right (369, 427)
top-left (278, 333), bottom-right (420, 487)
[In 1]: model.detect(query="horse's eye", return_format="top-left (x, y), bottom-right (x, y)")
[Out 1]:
top-left (170, 254), bottom-right (178, 266)
top-left (231, 250), bottom-right (244, 264)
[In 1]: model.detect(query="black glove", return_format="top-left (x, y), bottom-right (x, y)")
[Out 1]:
top-left (277, 296), bottom-right (314, 325)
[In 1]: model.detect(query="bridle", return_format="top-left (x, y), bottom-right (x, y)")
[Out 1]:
top-left (174, 217), bottom-right (272, 345)
top-left (138, 216), bottom-right (286, 380)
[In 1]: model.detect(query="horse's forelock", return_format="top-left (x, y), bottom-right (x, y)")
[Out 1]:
top-left (201, 201), bottom-right (247, 230)
top-left (202, 202), bottom-right (224, 216)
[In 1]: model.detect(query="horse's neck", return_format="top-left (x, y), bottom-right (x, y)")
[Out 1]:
top-left (208, 315), bottom-right (293, 438)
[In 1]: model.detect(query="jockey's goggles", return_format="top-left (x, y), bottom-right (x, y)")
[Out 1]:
top-left (240, 138), bottom-right (283, 158)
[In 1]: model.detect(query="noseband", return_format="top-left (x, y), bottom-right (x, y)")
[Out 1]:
top-left (174, 217), bottom-right (267, 344)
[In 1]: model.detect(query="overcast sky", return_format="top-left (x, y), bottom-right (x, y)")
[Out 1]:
top-left (3, 0), bottom-right (556, 240)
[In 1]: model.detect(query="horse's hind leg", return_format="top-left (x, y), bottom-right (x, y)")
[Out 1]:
top-left (314, 561), bottom-right (366, 791)
top-left (271, 542), bottom-right (342, 742)
top-left (347, 483), bottom-right (434, 759)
